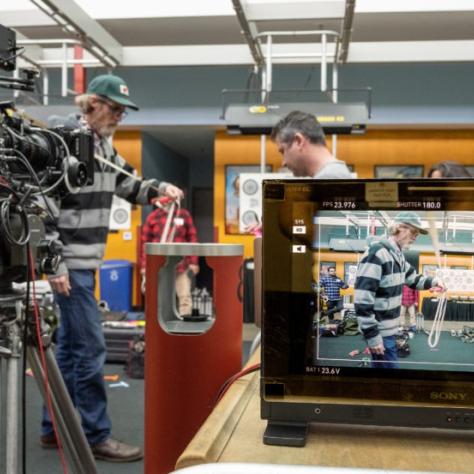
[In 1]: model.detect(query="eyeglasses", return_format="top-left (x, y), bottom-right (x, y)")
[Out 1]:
top-left (97, 97), bottom-right (128, 118)
top-left (400, 225), bottom-right (420, 237)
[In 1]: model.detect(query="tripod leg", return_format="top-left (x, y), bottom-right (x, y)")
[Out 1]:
top-left (28, 345), bottom-right (97, 474)
top-left (3, 313), bottom-right (22, 474)
top-left (5, 353), bottom-right (19, 474)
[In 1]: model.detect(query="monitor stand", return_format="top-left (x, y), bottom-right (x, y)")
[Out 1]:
top-left (263, 421), bottom-right (309, 447)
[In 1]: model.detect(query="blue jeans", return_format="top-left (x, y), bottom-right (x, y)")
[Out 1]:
top-left (370, 335), bottom-right (400, 369)
top-left (42, 270), bottom-right (111, 445)
top-left (326, 299), bottom-right (343, 319)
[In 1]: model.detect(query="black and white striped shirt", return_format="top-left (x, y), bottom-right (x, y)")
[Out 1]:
top-left (43, 116), bottom-right (165, 276)
top-left (354, 237), bottom-right (434, 348)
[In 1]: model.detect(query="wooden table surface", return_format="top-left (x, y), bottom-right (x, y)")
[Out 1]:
top-left (176, 351), bottom-right (474, 474)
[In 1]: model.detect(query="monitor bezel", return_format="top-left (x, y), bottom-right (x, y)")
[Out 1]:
top-left (261, 178), bottom-right (474, 443)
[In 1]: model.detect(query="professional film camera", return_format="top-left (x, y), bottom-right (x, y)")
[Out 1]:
top-left (1, 23), bottom-right (94, 289)
top-left (0, 103), bottom-right (94, 290)
top-left (0, 25), bottom-right (97, 473)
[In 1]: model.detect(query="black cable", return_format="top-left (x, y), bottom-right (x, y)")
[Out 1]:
top-left (242, 67), bottom-right (264, 104)
top-left (302, 65), bottom-right (316, 89)
top-left (213, 363), bottom-right (260, 406)
top-left (2, 147), bottom-right (60, 226)
top-left (243, 68), bottom-right (256, 103)
top-left (0, 183), bottom-right (30, 246)
top-left (0, 198), bottom-right (29, 245)
top-left (4, 145), bottom-right (47, 188)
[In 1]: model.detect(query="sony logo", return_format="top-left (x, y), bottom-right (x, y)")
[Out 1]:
top-left (430, 391), bottom-right (468, 401)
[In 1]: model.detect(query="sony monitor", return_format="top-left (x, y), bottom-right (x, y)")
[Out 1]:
top-left (261, 178), bottom-right (474, 446)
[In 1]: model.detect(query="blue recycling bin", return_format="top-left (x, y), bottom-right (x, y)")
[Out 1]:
top-left (99, 259), bottom-right (133, 312)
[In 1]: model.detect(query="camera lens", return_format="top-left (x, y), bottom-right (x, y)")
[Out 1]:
top-left (68, 162), bottom-right (88, 187)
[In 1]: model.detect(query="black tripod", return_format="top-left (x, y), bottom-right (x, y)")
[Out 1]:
top-left (0, 288), bottom-right (97, 474)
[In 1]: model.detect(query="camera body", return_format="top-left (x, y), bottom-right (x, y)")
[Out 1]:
top-left (0, 213), bottom-right (59, 291)
top-left (0, 25), bottom-right (93, 290)
top-left (59, 127), bottom-right (95, 186)
top-left (0, 25), bottom-right (16, 71)
top-left (0, 109), bottom-right (94, 191)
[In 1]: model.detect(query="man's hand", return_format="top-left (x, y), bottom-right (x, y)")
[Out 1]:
top-left (370, 343), bottom-right (385, 355)
top-left (188, 264), bottom-right (199, 275)
top-left (140, 268), bottom-right (146, 294)
top-left (244, 223), bottom-right (262, 237)
top-left (49, 274), bottom-right (71, 296)
top-left (431, 279), bottom-right (447, 293)
top-left (163, 184), bottom-right (183, 200)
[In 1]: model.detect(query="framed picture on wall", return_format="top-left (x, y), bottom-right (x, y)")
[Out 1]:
top-left (374, 165), bottom-right (424, 179)
top-left (225, 164), bottom-right (272, 234)
top-left (344, 262), bottom-right (358, 287)
top-left (422, 264), bottom-right (437, 278)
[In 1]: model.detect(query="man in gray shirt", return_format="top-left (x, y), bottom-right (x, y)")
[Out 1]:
top-left (271, 110), bottom-right (352, 179)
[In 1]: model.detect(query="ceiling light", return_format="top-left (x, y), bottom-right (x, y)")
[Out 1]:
top-left (31, 0), bottom-right (55, 15)
top-left (103, 55), bottom-right (118, 68)
top-left (91, 45), bottom-right (104, 56)
top-left (51, 12), bottom-right (67, 27)
top-left (63, 23), bottom-right (79, 35)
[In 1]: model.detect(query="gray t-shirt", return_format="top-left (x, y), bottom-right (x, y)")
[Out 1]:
top-left (313, 160), bottom-right (352, 179)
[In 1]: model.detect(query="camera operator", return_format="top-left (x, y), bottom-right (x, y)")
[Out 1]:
top-left (39, 74), bottom-right (182, 462)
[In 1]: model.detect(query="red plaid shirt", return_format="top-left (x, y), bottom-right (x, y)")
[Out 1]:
top-left (402, 285), bottom-right (418, 306)
top-left (140, 207), bottom-right (198, 273)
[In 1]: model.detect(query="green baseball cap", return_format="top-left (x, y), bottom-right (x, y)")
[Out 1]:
top-left (393, 211), bottom-right (428, 234)
top-left (87, 74), bottom-right (139, 111)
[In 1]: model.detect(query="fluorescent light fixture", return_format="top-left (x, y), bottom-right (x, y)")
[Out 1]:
top-left (89, 44), bottom-right (118, 67)
top-left (51, 12), bottom-right (67, 26)
top-left (31, 0), bottom-right (55, 15)
top-left (103, 55), bottom-right (117, 68)
top-left (63, 23), bottom-right (79, 34)
top-left (91, 45), bottom-right (104, 56)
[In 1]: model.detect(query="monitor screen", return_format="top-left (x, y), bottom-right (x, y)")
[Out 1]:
top-left (261, 178), bottom-right (474, 445)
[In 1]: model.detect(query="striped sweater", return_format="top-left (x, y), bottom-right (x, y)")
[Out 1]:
top-left (354, 237), bottom-right (435, 348)
top-left (43, 116), bottom-right (166, 276)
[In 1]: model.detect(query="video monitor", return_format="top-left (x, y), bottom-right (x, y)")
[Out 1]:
top-left (261, 178), bottom-right (474, 446)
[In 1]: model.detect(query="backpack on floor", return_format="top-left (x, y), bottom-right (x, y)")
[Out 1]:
top-left (124, 335), bottom-right (145, 379)
top-left (341, 315), bottom-right (360, 336)
top-left (395, 333), bottom-right (411, 358)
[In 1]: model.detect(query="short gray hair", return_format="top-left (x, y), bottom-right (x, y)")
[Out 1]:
top-left (271, 111), bottom-right (326, 146)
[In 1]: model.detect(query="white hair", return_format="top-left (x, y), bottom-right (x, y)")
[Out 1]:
top-left (74, 93), bottom-right (95, 114)
top-left (387, 222), bottom-right (403, 235)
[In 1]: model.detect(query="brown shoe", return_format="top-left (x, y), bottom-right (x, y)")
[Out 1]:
top-left (40, 433), bottom-right (58, 449)
top-left (91, 437), bottom-right (143, 462)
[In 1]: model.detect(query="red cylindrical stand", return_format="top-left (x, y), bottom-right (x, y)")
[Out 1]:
top-left (145, 249), bottom-right (243, 474)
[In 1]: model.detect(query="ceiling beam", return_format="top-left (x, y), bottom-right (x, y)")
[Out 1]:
top-left (30, 0), bottom-right (123, 66)
top-left (231, 0), bottom-right (264, 66)
top-left (338, 0), bottom-right (355, 63)
top-left (38, 39), bottom-right (474, 66)
top-left (0, 9), bottom-right (54, 27)
top-left (245, 0), bottom-right (346, 21)
top-left (348, 40), bottom-right (474, 63)
top-left (356, 0), bottom-right (474, 13)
